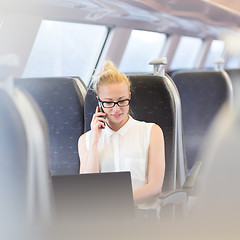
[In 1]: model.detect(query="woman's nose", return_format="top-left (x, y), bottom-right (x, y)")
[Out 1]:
top-left (112, 103), bottom-right (120, 111)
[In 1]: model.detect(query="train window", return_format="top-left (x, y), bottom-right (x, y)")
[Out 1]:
top-left (204, 40), bottom-right (225, 69)
top-left (170, 36), bottom-right (203, 70)
top-left (226, 55), bottom-right (240, 68)
top-left (23, 20), bottom-right (108, 85)
top-left (118, 30), bottom-right (166, 73)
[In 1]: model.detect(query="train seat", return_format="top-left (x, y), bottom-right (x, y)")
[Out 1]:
top-left (171, 70), bottom-right (233, 173)
top-left (0, 89), bottom-right (29, 224)
top-left (187, 97), bottom-right (240, 237)
top-left (15, 77), bottom-right (87, 175)
top-left (0, 78), bottom-right (51, 226)
top-left (127, 74), bottom-right (181, 193)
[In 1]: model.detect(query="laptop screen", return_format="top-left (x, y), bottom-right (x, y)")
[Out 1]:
top-left (51, 171), bottom-right (135, 225)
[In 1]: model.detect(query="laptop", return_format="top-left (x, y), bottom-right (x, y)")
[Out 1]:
top-left (51, 171), bottom-right (135, 225)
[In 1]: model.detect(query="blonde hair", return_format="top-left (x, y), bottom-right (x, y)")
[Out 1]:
top-left (93, 61), bottom-right (131, 95)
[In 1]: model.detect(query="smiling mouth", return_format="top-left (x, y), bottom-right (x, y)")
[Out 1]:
top-left (112, 113), bottom-right (122, 118)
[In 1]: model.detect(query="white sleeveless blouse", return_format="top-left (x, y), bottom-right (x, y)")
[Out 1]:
top-left (85, 116), bottom-right (158, 209)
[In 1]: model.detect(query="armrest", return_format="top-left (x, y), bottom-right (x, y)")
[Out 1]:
top-left (183, 160), bottom-right (203, 189)
top-left (158, 161), bottom-right (202, 209)
top-left (158, 189), bottom-right (189, 221)
top-left (158, 189), bottom-right (188, 207)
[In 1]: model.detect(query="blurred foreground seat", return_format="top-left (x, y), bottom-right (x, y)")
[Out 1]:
top-left (186, 89), bottom-right (240, 238)
top-left (0, 78), bottom-right (51, 228)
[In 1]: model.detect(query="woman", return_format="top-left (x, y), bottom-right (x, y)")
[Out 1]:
top-left (78, 61), bottom-right (165, 216)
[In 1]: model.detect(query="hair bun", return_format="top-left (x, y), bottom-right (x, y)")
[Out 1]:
top-left (103, 61), bottom-right (115, 72)
top-left (93, 60), bottom-right (130, 94)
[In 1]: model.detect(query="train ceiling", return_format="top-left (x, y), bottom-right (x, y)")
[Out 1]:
top-left (1, 0), bottom-right (240, 38)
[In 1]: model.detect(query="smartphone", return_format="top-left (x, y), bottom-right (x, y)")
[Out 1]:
top-left (98, 100), bottom-right (105, 128)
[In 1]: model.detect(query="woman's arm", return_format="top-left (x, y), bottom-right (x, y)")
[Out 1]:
top-left (78, 107), bottom-right (106, 174)
top-left (133, 124), bottom-right (165, 205)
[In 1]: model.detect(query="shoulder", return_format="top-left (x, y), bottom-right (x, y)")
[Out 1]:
top-left (132, 118), bottom-right (159, 129)
top-left (131, 117), bottom-right (152, 127)
top-left (150, 124), bottom-right (164, 142)
top-left (78, 131), bottom-right (90, 146)
top-left (151, 123), bottom-right (163, 132)
top-left (130, 118), bottom-right (162, 133)
top-left (78, 132), bottom-right (86, 145)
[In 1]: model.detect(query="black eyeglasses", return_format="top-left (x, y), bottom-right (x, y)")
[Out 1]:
top-left (98, 98), bottom-right (130, 108)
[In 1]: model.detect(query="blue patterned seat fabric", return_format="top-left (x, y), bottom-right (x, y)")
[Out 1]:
top-left (15, 77), bottom-right (86, 175)
top-left (84, 74), bottom-right (176, 192)
top-left (172, 70), bottom-right (232, 171)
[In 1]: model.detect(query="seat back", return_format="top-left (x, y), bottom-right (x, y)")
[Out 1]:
top-left (189, 97), bottom-right (240, 235)
top-left (15, 77), bottom-right (87, 175)
top-left (0, 89), bottom-right (28, 224)
top-left (1, 54), bottom-right (51, 227)
top-left (84, 74), bottom-right (186, 191)
top-left (171, 70), bottom-right (233, 171)
top-left (0, 86), bottom-right (51, 225)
